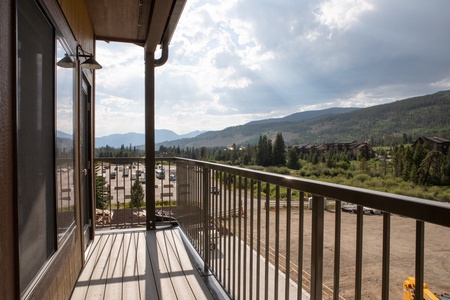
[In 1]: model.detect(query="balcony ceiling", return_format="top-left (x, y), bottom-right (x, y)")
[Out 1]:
top-left (85, 0), bottom-right (186, 51)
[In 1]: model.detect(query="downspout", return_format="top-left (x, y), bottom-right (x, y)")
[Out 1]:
top-left (145, 41), bottom-right (169, 230)
top-left (154, 41), bottom-right (169, 67)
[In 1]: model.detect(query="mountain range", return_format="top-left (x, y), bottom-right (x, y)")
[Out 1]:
top-left (94, 107), bottom-right (359, 148)
top-left (95, 130), bottom-right (204, 148)
top-left (157, 91), bottom-right (450, 148)
top-left (92, 91), bottom-right (450, 149)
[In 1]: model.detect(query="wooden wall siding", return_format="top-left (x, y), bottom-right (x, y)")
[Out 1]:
top-left (0, 0), bottom-right (17, 299)
top-left (58, 0), bottom-right (94, 54)
top-left (31, 231), bottom-right (83, 300)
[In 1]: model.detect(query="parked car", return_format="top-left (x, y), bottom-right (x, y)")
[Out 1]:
top-left (211, 187), bottom-right (220, 195)
top-left (341, 204), bottom-right (382, 215)
top-left (109, 171), bottom-right (116, 179)
top-left (156, 169), bottom-right (165, 180)
top-left (169, 174), bottom-right (176, 181)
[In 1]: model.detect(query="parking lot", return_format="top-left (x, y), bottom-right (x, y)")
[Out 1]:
top-left (98, 163), bottom-right (177, 207)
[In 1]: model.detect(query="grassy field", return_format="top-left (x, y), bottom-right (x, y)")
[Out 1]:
top-left (248, 160), bottom-right (450, 202)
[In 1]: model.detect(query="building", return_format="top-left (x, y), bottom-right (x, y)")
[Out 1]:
top-left (412, 136), bottom-right (450, 155)
top-left (294, 141), bottom-right (373, 160)
top-left (0, 0), bottom-right (186, 298)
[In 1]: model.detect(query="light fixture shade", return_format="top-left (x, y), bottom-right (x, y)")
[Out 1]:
top-left (56, 54), bottom-right (74, 68)
top-left (81, 57), bottom-right (102, 69)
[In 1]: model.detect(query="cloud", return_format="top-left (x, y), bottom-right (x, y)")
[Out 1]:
top-left (95, 0), bottom-right (450, 136)
top-left (314, 0), bottom-right (374, 36)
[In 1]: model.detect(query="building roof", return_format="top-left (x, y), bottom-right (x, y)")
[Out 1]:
top-left (414, 136), bottom-right (450, 144)
top-left (85, 0), bottom-right (186, 51)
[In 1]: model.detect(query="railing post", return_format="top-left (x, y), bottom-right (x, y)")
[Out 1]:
top-left (333, 200), bottom-right (342, 300)
top-left (203, 167), bottom-right (210, 274)
top-left (310, 195), bottom-right (324, 300)
top-left (381, 213), bottom-right (391, 300)
top-left (415, 221), bottom-right (424, 300)
top-left (355, 205), bottom-right (363, 300)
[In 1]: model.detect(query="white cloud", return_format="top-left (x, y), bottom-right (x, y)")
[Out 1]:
top-left (95, 0), bottom-right (450, 136)
top-left (314, 0), bottom-right (374, 35)
top-left (431, 78), bottom-right (450, 88)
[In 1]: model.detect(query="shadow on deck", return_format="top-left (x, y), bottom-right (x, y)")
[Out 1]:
top-left (70, 226), bottom-right (223, 300)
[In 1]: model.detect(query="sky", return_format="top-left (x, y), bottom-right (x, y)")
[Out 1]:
top-left (94, 0), bottom-right (450, 137)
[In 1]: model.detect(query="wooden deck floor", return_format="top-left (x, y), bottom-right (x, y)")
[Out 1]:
top-left (70, 227), bottom-right (215, 300)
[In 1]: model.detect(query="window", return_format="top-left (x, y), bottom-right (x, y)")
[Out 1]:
top-left (56, 39), bottom-right (76, 241)
top-left (17, 0), bottom-right (55, 293)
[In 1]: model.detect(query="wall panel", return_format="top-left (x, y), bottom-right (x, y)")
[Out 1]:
top-left (0, 0), bottom-right (19, 298)
top-left (58, 0), bottom-right (94, 53)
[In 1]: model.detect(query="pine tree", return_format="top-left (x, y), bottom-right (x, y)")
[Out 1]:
top-left (257, 135), bottom-right (272, 166)
top-left (273, 132), bottom-right (286, 166)
top-left (287, 147), bottom-right (300, 170)
top-left (130, 179), bottom-right (144, 208)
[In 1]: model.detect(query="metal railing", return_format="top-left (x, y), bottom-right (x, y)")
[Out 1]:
top-left (93, 157), bottom-right (450, 299)
top-left (174, 158), bottom-right (450, 300)
top-left (94, 157), bottom-right (177, 229)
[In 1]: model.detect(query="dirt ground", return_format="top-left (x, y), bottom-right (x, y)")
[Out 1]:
top-left (253, 206), bottom-right (450, 299)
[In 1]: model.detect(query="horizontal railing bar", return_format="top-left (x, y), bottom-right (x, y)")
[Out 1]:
top-left (95, 157), bottom-right (177, 163)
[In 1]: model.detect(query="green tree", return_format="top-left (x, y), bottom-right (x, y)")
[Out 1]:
top-left (312, 153), bottom-right (319, 165)
top-left (95, 175), bottom-right (110, 209)
top-left (130, 179), bottom-right (144, 208)
top-left (273, 132), bottom-right (286, 166)
top-left (257, 135), bottom-right (272, 166)
top-left (418, 150), bottom-right (446, 185)
top-left (231, 143), bottom-right (239, 164)
top-left (287, 147), bottom-right (300, 170)
top-left (400, 146), bottom-right (413, 181)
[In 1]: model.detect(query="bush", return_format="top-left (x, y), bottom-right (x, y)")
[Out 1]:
top-left (266, 166), bottom-right (290, 175)
top-left (354, 174), bottom-right (371, 183)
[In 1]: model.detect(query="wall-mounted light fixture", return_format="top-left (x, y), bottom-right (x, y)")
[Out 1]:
top-left (77, 45), bottom-right (102, 69)
top-left (56, 45), bottom-right (102, 69)
top-left (56, 54), bottom-right (74, 68)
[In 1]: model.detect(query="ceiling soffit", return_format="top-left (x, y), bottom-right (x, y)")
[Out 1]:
top-left (85, 0), bottom-right (185, 51)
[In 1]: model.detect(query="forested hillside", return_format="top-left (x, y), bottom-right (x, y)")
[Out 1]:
top-left (158, 91), bottom-right (450, 148)
top-left (298, 92), bottom-right (450, 145)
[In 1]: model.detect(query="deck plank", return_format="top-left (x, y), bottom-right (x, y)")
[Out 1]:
top-left (155, 230), bottom-right (197, 299)
top-left (104, 232), bottom-right (124, 299)
top-left (71, 234), bottom-right (111, 299)
top-left (122, 232), bottom-right (141, 299)
top-left (146, 230), bottom-right (178, 300)
top-left (84, 234), bottom-right (118, 299)
top-left (164, 229), bottom-right (215, 299)
top-left (136, 231), bottom-right (160, 299)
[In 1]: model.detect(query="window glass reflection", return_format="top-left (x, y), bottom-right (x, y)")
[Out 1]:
top-left (56, 39), bottom-right (75, 240)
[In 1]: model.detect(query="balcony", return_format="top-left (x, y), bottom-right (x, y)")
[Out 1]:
top-left (72, 157), bottom-right (450, 299)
